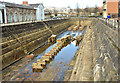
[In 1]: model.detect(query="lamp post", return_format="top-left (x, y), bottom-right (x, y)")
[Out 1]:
top-left (117, 20), bottom-right (119, 31)
top-left (106, 18), bottom-right (107, 25)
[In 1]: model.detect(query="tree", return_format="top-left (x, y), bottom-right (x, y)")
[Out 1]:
top-left (67, 6), bottom-right (72, 15)
top-left (94, 5), bottom-right (98, 13)
top-left (84, 5), bottom-right (89, 13)
top-left (76, 2), bottom-right (80, 16)
top-left (53, 8), bottom-right (58, 16)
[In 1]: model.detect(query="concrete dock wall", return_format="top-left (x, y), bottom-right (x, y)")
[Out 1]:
top-left (70, 18), bottom-right (119, 81)
top-left (1, 19), bottom-right (72, 69)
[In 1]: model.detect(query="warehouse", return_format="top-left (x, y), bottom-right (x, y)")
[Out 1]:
top-left (0, 1), bottom-right (44, 24)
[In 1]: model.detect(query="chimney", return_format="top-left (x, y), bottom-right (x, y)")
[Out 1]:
top-left (22, 1), bottom-right (29, 5)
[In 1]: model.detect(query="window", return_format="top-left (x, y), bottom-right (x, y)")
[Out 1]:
top-left (23, 13), bottom-right (26, 21)
top-left (0, 11), bottom-right (2, 23)
top-left (103, 9), bottom-right (106, 11)
top-left (119, 4), bottom-right (120, 9)
top-left (30, 13), bottom-right (32, 21)
top-left (27, 13), bottom-right (29, 21)
top-left (19, 13), bottom-right (22, 22)
top-left (14, 13), bottom-right (17, 22)
top-left (41, 9), bottom-right (43, 18)
top-left (8, 13), bottom-right (12, 22)
top-left (33, 14), bottom-right (35, 21)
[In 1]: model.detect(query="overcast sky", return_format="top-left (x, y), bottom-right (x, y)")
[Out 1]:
top-left (1, 0), bottom-right (103, 8)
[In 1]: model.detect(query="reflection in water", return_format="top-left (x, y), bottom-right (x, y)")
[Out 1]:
top-left (2, 27), bottom-right (86, 81)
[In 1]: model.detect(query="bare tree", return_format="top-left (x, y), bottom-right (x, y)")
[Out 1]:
top-left (45, 8), bottom-right (52, 14)
top-left (84, 5), bottom-right (89, 13)
top-left (94, 5), bottom-right (98, 13)
top-left (76, 2), bottom-right (80, 16)
top-left (68, 6), bottom-right (72, 15)
top-left (53, 8), bottom-right (58, 16)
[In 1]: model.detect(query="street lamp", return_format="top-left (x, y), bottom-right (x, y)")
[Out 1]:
top-left (106, 18), bottom-right (107, 25)
top-left (117, 20), bottom-right (119, 31)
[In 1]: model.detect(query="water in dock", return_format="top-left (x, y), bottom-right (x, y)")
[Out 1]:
top-left (2, 27), bottom-right (86, 81)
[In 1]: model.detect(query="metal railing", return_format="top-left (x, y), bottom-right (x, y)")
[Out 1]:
top-left (98, 18), bottom-right (119, 31)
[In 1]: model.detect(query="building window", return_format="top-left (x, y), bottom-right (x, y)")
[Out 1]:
top-left (14, 13), bottom-right (17, 22)
top-left (30, 13), bottom-right (32, 21)
top-left (8, 13), bottom-right (13, 22)
top-left (23, 13), bottom-right (26, 21)
top-left (27, 13), bottom-right (29, 21)
top-left (41, 9), bottom-right (42, 19)
top-left (119, 3), bottom-right (120, 9)
top-left (0, 11), bottom-right (2, 23)
top-left (103, 9), bottom-right (106, 11)
top-left (19, 13), bottom-right (22, 22)
top-left (33, 14), bottom-right (35, 21)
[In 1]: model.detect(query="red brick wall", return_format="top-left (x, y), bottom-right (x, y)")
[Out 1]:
top-left (22, 1), bottom-right (29, 6)
top-left (107, 1), bottom-right (118, 14)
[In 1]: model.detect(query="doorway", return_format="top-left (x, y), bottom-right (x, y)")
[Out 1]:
top-left (2, 9), bottom-right (5, 23)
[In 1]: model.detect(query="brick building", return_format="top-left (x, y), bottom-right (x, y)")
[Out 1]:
top-left (118, 0), bottom-right (120, 20)
top-left (103, 0), bottom-right (119, 18)
top-left (0, 1), bottom-right (44, 24)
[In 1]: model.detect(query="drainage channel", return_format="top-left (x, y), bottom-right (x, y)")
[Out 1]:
top-left (2, 27), bottom-right (86, 81)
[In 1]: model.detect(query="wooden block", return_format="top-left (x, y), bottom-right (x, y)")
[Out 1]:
top-left (37, 59), bottom-right (46, 65)
top-left (32, 63), bottom-right (37, 68)
top-left (52, 47), bottom-right (56, 50)
top-left (50, 49), bottom-right (55, 53)
top-left (47, 51), bottom-right (50, 54)
top-left (56, 39), bottom-right (62, 43)
top-left (32, 63), bottom-right (43, 69)
top-left (45, 53), bottom-right (54, 57)
top-left (51, 35), bottom-right (57, 38)
top-left (41, 56), bottom-right (50, 62)
top-left (49, 51), bottom-right (55, 55)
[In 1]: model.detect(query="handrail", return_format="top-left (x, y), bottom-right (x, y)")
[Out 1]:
top-left (98, 18), bottom-right (119, 31)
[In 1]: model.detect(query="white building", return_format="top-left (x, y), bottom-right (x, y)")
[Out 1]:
top-left (0, 3), bottom-right (7, 23)
top-left (30, 3), bottom-right (45, 21)
top-left (0, 1), bottom-right (45, 24)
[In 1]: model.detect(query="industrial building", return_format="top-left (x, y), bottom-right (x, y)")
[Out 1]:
top-left (103, 0), bottom-right (119, 18)
top-left (0, 1), bottom-right (44, 24)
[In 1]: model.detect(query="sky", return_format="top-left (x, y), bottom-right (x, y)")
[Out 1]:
top-left (1, 0), bottom-right (103, 8)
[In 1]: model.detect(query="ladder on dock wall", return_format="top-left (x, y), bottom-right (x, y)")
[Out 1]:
top-left (5, 27), bottom-right (28, 55)
top-left (41, 21), bottom-right (53, 34)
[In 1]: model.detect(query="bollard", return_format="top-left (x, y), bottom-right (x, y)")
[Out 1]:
top-left (106, 18), bottom-right (107, 25)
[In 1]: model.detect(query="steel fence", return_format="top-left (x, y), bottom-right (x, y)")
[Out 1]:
top-left (98, 18), bottom-right (119, 31)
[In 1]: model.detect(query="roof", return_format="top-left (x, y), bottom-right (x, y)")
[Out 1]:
top-left (0, 1), bottom-right (35, 9)
top-left (29, 3), bottom-right (44, 8)
top-left (107, 0), bottom-right (119, 2)
top-left (29, 4), bottom-right (40, 7)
